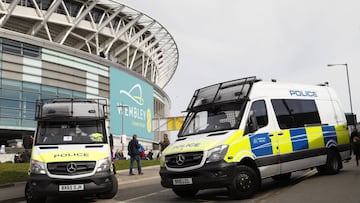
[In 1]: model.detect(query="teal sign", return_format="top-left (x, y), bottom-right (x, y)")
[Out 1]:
top-left (110, 68), bottom-right (154, 140)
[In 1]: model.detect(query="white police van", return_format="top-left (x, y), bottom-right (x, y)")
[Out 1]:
top-left (160, 77), bottom-right (351, 199)
top-left (24, 99), bottom-right (117, 203)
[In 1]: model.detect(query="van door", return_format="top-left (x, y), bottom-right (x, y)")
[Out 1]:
top-left (245, 99), bottom-right (280, 178)
top-left (271, 99), bottom-right (323, 173)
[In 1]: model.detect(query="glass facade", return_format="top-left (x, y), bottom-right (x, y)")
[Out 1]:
top-left (0, 78), bottom-right (86, 128)
top-left (0, 37), bottom-right (87, 130)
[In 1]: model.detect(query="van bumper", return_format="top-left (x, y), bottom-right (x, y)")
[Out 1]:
top-left (27, 172), bottom-right (114, 198)
top-left (160, 161), bottom-right (237, 189)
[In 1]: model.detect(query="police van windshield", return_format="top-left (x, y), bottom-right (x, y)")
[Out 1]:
top-left (179, 77), bottom-right (257, 137)
top-left (35, 120), bottom-right (106, 145)
top-left (179, 103), bottom-right (243, 136)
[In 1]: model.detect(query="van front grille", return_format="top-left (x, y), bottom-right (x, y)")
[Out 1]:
top-left (47, 161), bottom-right (96, 175)
top-left (165, 152), bottom-right (203, 168)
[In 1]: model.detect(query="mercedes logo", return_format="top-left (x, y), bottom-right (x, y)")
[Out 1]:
top-left (66, 162), bottom-right (77, 173)
top-left (176, 154), bottom-right (185, 166)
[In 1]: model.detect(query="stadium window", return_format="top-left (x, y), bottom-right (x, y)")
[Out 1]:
top-left (1, 38), bottom-right (40, 58)
top-left (2, 79), bottom-right (21, 90)
top-left (0, 89), bottom-right (21, 100)
top-left (271, 99), bottom-right (321, 129)
top-left (0, 108), bottom-right (21, 118)
top-left (23, 43), bottom-right (40, 57)
top-left (22, 92), bottom-right (40, 102)
top-left (58, 88), bottom-right (72, 98)
top-left (23, 82), bottom-right (40, 93)
top-left (41, 85), bottom-right (57, 96)
top-left (22, 101), bottom-right (36, 111)
top-left (0, 117), bottom-right (20, 126)
top-left (73, 91), bottom-right (86, 98)
top-left (0, 99), bottom-right (21, 108)
top-left (3, 39), bottom-right (21, 55)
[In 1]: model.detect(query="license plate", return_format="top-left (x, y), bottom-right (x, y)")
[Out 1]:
top-left (173, 178), bottom-right (193, 185)
top-left (59, 184), bottom-right (84, 191)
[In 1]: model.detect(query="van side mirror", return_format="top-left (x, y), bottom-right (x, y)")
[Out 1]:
top-left (345, 113), bottom-right (357, 126)
top-left (23, 135), bottom-right (33, 150)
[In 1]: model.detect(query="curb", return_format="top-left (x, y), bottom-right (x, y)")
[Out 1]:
top-left (0, 165), bottom-right (160, 189)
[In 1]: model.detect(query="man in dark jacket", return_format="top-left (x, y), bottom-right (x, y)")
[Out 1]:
top-left (128, 134), bottom-right (143, 175)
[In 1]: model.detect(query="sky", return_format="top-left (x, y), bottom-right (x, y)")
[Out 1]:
top-left (119, 0), bottom-right (360, 119)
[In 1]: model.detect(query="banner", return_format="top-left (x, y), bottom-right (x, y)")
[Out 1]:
top-left (110, 68), bottom-right (154, 140)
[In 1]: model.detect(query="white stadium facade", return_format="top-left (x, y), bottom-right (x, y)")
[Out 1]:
top-left (0, 0), bottom-right (178, 154)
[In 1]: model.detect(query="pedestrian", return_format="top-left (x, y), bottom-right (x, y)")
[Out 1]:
top-left (128, 134), bottom-right (143, 175)
top-left (350, 127), bottom-right (360, 166)
top-left (111, 146), bottom-right (116, 174)
top-left (139, 144), bottom-right (146, 159)
top-left (157, 133), bottom-right (170, 159)
top-left (147, 149), bottom-right (154, 160)
top-left (109, 134), bottom-right (116, 174)
top-left (115, 149), bottom-right (125, 160)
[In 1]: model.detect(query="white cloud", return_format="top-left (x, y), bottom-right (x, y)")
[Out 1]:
top-left (121, 0), bottom-right (360, 117)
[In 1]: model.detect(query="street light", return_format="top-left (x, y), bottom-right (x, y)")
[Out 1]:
top-left (327, 63), bottom-right (353, 114)
top-left (117, 103), bottom-right (129, 150)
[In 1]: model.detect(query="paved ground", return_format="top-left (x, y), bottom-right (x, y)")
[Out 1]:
top-left (0, 165), bottom-right (161, 202)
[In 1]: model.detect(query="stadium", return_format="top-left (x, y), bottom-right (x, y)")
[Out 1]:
top-left (0, 0), bottom-right (178, 156)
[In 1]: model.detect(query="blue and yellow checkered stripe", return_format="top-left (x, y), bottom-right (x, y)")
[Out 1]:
top-left (248, 125), bottom-right (347, 157)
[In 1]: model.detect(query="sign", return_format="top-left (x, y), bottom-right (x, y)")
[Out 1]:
top-left (153, 116), bottom-right (185, 131)
top-left (110, 68), bottom-right (154, 140)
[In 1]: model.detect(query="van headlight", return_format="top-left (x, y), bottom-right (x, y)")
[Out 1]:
top-left (30, 159), bottom-right (46, 174)
top-left (97, 158), bottom-right (111, 172)
top-left (206, 145), bottom-right (229, 163)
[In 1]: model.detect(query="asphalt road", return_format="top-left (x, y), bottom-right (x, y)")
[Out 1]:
top-left (1, 160), bottom-right (359, 203)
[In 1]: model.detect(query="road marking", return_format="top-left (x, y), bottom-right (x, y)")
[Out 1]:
top-left (117, 176), bottom-right (159, 185)
top-left (120, 188), bottom-right (171, 202)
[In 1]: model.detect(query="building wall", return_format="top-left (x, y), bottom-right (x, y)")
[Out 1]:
top-left (0, 36), bottom-right (170, 149)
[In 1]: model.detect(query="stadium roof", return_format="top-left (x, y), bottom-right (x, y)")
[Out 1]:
top-left (0, 0), bottom-right (178, 88)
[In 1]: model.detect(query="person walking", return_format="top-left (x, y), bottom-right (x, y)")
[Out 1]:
top-left (128, 134), bottom-right (143, 175)
top-left (351, 127), bottom-right (360, 166)
top-left (109, 134), bottom-right (116, 175)
top-left (157, 133), bottom-right (170, 159)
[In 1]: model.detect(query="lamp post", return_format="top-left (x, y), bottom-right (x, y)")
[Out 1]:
top-left (117, 103), bottom-right (129, 150)
top-left (327, 63), bottom-right (353, 114)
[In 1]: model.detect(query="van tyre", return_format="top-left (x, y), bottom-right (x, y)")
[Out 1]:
top-left (25, 182), bottom-right (46, 203)
top-left (97, 175), bottom-right (118, 199)
top-left (228, 165), bottom-right (260, 199)
top-left (172, 188), bottom-right (199, 198)
top-left (317, 150), bottom-right (340, 175)
top-left (325, 150), bottom-right (341, 175)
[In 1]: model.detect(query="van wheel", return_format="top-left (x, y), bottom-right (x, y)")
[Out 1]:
top-left (25, 182), bottom-right (46, 203)
top-left (97, 175), bottom-right (118, 199)
top-left (272, 172), bottom-right (291, 181)
top-left (228, 166), bottom-right (260, 199)
top-left (172, 188), bottom-right (199, 198)
top-left (324, 150), bottom-right (340, 175)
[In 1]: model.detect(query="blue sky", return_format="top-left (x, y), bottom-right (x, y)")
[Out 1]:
top-left (119, 0), bottom-right (360, 118)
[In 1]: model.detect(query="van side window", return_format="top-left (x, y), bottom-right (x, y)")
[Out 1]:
top-left (271, 99), bottom-right (321, 129)
top-left (246, 100), bottom-right (268, 133)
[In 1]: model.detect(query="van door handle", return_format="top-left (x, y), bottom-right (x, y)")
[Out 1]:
top-left (268, 133), bottom-right (274, 137)
top-left (278, 132), bottom-right (283, 136)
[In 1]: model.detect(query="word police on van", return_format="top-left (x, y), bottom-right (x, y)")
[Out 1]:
top-left (289, 90), bottom-right (317, 97)
top-left (159, 77), bottom-right (351, 199)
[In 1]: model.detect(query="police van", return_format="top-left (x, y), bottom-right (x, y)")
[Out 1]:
top-left (24, 99), bottom-right (118, 203)
top-left (159, 77), bottom-right (351, 199)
